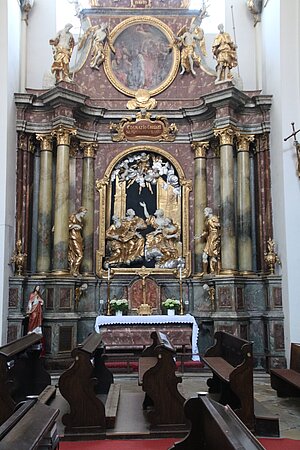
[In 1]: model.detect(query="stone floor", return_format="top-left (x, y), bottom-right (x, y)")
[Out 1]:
top-left (113, 371), bottom-right (300, 439)
top-left (52, 370), bottom-right (300, 440)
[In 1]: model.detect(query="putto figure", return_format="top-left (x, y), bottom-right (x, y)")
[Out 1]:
top-left (68, 207), bottom-right (87, 276)
top-left (49, 23), bottom-right (75, 83)
top-left (200, 207), bottom-right (221, 275)
top-left (212, 24), bottom-right (237, 82)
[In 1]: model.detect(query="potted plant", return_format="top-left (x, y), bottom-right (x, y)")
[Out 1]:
top-left (110, 298), bottom-right (129, 316)
top-left (162, 298), bottom-right (181, 315)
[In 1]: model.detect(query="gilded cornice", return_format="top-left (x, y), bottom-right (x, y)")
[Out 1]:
top-left (52, 126), bottom-right (77, 146)
top-left (191, 142), bottom-right (209, 158)
top-left (36, 134), bottom-right (53, 151)
top-left (237, 134), bottom-right (255, 152)
top-left (214, 127), bottom-right (236, 146)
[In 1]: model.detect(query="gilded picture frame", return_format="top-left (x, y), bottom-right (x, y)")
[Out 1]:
top-left (103, 16), bottom-right (180, 96)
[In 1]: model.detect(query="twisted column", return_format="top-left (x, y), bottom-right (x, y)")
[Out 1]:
top-left (52, 126), bottom-right (76, 273)
top-left (81, 142), bottom-right (97, 274)
top-left (192, 142), bottom-right (209, 274)
top-left (36, 134), bottom-right (53, 273)
top-left (237, 134), bottom-right (254, 273)
top-left (214, 127), bottom-right (237, 274)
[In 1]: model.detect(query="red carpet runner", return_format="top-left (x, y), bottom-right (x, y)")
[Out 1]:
top-left (60, 438), bottom-right (300, 450)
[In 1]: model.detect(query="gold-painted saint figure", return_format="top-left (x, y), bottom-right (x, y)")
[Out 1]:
top-left (201, 207), bottom-right (221, 275)
top-left (212, 24), bottom-right (237, 82)
top-left (68, 207), bottom-right (87, 276)
top-left (49, 23), bottom-right (75, 83)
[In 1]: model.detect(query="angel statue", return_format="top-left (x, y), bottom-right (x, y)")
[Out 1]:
top-left (77, 23), bottom-right (114, 70)
top-left (175, 5), bottom-right (208, 76)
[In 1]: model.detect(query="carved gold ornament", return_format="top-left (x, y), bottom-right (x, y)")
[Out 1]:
top-left (127, 89), bottom-right (157, 110)
top-left (110, 113), bottom-right (177, 142)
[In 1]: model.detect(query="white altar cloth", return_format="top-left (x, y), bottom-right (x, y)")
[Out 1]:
top-left (95, 313), bottom-right (200, 361)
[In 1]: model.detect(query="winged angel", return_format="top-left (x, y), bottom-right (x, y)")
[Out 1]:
top-left (174, 5), bottom-right (209, 76)
top-left (77, 23), bottom-right (115, 70)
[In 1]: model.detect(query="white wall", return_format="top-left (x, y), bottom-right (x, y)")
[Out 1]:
top-left (0, 0), bottom-right (21, 344)
top-left (27, 0), bottom-right (56, 89)
top-left (261, 0), bottom-right (300, 356)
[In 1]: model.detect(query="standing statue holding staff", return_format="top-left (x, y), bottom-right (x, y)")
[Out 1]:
top-left (201, 207), bottom-right (221, 275)
top-left (49, 23), bottom-right (75, 83)
top-left (26, 286), bottom-right (44, 334)
top-left (212, 23), bottom-right (237, 82)
top-left (68, 207), bottom-right (87, 277)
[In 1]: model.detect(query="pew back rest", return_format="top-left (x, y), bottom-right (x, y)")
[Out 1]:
top-left (205, 331), bottom-right (252, 368)
top-left (290, 343), bottom-right (300, 373)
top-left (77, 332), bottom-right (103, 356)
top-left (0, 333), bottom-right (42, 362)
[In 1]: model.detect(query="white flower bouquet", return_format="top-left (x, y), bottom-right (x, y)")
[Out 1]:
top-left (162, 298), bottom-right (181, 311)
top-left (110, 298), bottom-right (129, 313)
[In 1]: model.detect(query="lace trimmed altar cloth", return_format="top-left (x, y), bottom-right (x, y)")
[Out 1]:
top-left (94, 313), bottom-right (200, 361)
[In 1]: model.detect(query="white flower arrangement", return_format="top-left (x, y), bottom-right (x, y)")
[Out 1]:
top-left (110, 298), bottom-right (129, 313)
top-left (162, 298), bottom-right (181, 311)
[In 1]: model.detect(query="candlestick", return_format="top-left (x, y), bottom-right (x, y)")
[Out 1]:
top-left (106, 265), bottom-right (111, 315)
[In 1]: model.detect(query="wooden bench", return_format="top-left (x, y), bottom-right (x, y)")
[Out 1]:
top-left (0, 333), bottom-right (52, 425)
top-left (202, 331), bottom-right (255, 431)
top-left (59, 332), bottom-right (120, 432)
top-left (270, 342), bottom-right (300, 397)
top-left (139, 330), bottom-right (186, 427)
top-left (0, 398), bottom-right (59, 449)
top-left (169, 393), bottom-right (265, 450)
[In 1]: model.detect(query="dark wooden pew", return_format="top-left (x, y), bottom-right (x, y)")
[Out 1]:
top-left (169, 393), bottom-right (265, 450)
top-left (139, 330), bottom-right (186, 427)
top-left (59, 332), bottom-right (119, 432)
top-left (202, 331), bottom-right (255, 431)
top-left (0, 333), bottom-right (52, 425)
top-left (270, 342), bottom-right (300, 397)
top-left (0, 398), bottom-right (59, 450)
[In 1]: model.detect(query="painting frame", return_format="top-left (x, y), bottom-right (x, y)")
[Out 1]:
top-left (104, 16), bottom-right (180, 96)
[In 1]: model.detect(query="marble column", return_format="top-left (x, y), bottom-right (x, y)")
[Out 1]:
top-left (192, 142), bottom-right (209, 274)
top-left (214, 127), bottom-right (237, 274)
top-left (81, 142), bottom-right (97, 274)
top-left (52, 126), bottom-right (76, 273)
top-left (36, 134), bottom-right (53, 273)
top-left (237, 134), bottom-right (254, 273)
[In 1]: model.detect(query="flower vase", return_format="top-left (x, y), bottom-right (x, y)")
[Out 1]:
top-left (115, 310), bottom-right (123, 316)
top-left (167, 309), bottom-right (175, 316)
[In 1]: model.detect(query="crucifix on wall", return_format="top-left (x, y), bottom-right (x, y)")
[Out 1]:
top-left (284, 122), bottom-right (300, 178)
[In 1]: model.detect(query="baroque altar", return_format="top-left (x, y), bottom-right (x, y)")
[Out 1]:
top-left (8, 0), bottom-right (283, 370)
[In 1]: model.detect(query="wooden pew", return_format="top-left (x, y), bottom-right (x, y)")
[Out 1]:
top-left (0, 398), bottom-right (59, 450)
top-left (0, 333), bottom-right (52, 425)
top-left (202, 331), bottom-right (255, 431)
top-left (59, 332), bottom-right (119, 432)
top-left (270, 342), bottom-right (300, 397)
top-left (139, 330), bottom-right (186, 427)
top-left (169, 393), bottom-right (265, 450)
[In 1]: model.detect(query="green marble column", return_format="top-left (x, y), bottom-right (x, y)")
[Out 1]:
top-left (214, 127), bottom-right (237, 274)
top-left (81, 142), bottom-right (97, 274)
top-left (36, 134), bottom-right (53, 273)
top-left (192, 142), bottom-right (209, 275)
top-left (52, 126), bottom-right (76, 273)
top-left (237, 135), bottom-right (254, 273)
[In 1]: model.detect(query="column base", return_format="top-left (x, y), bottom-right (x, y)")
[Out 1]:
top-left (219, 269), bottom-right (239, 276)
top-left (51, 269), bottom-right (70, 276)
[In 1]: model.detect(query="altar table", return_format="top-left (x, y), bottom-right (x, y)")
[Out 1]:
top-left (94, 314), bottom-right (200, 361)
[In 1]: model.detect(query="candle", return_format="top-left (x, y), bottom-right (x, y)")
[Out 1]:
top-left (108, 266), bottom-right (111, 281)
top-left (179, 267), bottom-right (182, 281)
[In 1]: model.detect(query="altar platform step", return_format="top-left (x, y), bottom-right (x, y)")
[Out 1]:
top-left (104, 356), bottom-right (204, 374)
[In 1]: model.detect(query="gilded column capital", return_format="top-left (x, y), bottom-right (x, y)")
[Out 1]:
top-left (36, 134), bottom-right (53, 151)
top-left (81, 141), bottom-right (98, 158)
top-left (237, 134), bottom-right (255, 152)
top-left (191, 142), bottom-right (209, 158)
top-left (52, 126), bottom-right (77, 146)
top-left (214, 127), bottom-right (235, 146)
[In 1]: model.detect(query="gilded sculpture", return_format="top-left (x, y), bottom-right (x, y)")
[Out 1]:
top-left (49, 23), bottom-right (75, 83)
top-left (127, 89), bottom-right (157, 110)
top-left (11, 239), bottom-right (27, 276)
top-left (200, 207), bottom-right (221, 275)
top-left (68, 207), bottom-right (87, 277)
top-left (90, 23), bottom-right (114, 70)
top-left (212, 24), bottom-right (237, 82)
top-left (140, 202), bottom-right (181, 268)
top-left (264, 238), bottom-right (281, 275)
top-left (175, 7), bottom-right (208, 76)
